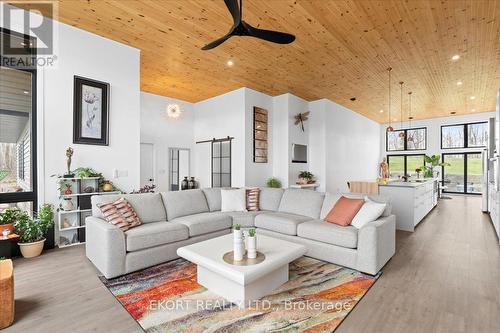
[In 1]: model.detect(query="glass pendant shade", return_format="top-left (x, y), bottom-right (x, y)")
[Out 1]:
top-left (386, 126), bottom-right (394, 132)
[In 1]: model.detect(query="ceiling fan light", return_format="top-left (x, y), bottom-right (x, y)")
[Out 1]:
top-left (167, 104), bottom-right (182, 118)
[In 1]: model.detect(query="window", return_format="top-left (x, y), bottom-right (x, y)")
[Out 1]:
top-left (442, 153), bottom-right (482, 194)
top-left (386, 127), bottom-right (427, 151)
top-left (212, 139), bottom-right (231, 187)
top-left (441, 122), bottom-right (488, 149)
top-left (17, 141), bottom-right (25, 181)
top-left (387, 154), bottom-right (425, 178)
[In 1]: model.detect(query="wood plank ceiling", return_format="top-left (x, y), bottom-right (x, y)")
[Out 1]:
top-left (16, 0), bottom-right (500, 123)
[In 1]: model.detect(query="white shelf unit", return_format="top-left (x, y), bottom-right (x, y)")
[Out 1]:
top-left (56, 177), bottom-right (120, 248)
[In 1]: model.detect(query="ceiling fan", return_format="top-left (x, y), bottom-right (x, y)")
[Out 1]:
top-left (201, 0), bottom-right (296, 50)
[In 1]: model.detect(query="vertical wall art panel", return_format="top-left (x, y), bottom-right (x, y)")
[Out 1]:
top-left (253, 107), bottom-right (268, 163)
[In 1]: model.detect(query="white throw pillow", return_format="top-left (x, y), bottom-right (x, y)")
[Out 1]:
top-left (221, 189), bottom-right (247, 212)
top-left (351, 197), bottom-right (387, 229)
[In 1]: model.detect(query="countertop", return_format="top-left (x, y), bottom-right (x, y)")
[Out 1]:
top-left (378, 178), bottom-right (438, 188)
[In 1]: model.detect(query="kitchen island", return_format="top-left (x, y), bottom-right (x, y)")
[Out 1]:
top-left (379, 178), bottom-right (438, 232)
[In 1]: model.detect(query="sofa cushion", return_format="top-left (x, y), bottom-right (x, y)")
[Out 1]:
top-left (320, 192), bottom-right (392, 219)
top-left (125, 222), bottom-right (189, 252)
top-left (278, 189), bottom-right (325, 219)
top-left (202, 188), bottom-right (221, 212)
top-left (222, 211), bottom-right (263, 227)
top-left (97, 197), bottom-right (142, 231)
top-left (259, 188), bottom-right (284, 211)
top-left (171, 212), bottom-right (232, 237)
top-left (297, 219), bottom-right (358, 249)
top-left (221, 188), bottom-right (247, 212)
top-left (324, 196), bottom-right (364, 226)
top-left (161, 189), bottom-right (209, 220)
top-left (351, 198), bottom-right (387, 229)
top-left (254, 212), bottom-right (311, 236)
top-left (92, 193), bottom-right (166, 224)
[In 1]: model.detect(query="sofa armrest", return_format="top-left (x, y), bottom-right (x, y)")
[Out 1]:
top-left (356, 214), bottom-right (396, 275)
top-left (85, 216), bottom-right (126, 279)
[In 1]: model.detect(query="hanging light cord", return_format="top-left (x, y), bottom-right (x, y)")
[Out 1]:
top-left (388, 67), bottom-right (392, 128)
top-left (399, 81), bottom-right (404, 129)
top-left (408, 91), bottom-right (412, 128)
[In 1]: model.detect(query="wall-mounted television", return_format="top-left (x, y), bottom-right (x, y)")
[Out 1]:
top-left (292, 144), bottom-right (307, 163)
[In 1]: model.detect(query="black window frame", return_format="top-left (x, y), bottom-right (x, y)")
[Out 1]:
top-left (0, 28), bottom-right (38, 209)
top-left (440, 121), bottom-right (488, 149)
top-left (386, 127), bottom-right (427, 152)
top-left (387, 154), bottom-right (426, 177)
top-left (441, 152), bottom-right (483, 195)
top-left (211, 138), bottom-right (232, 188)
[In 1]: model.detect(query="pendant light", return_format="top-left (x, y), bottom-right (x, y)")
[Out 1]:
top-left (386, 67), bottom-right (394, 132)
top-left (407, 91), bottom-right (414, 142)
top-left (398, 81), bottom-right (405, 138)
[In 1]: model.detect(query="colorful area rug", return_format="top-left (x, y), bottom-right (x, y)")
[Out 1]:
top-left (100, 257), bottom-right (379, 332)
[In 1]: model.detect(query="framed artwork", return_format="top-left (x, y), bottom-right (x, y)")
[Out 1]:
top-left (253, 106), bottom-right (268, 163)
top-left (73, 76), bottom-right (110, 145)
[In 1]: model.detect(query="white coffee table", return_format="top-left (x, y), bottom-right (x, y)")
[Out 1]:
top-left (177, 234), bottom-right (307, 307)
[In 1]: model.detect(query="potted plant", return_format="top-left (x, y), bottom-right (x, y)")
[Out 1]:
top-left (0, 208), bottom-right (21, 236)
top-left (14, 204), bottom-right (54, 258)
top-left (298, 171), bottom-right (314, 184)
top-left (266, 177), bottom-right (282, 188)
top-left (422, 155), bottom-right (450, 178)
top-left (247, 228), bottom-right (257, 259)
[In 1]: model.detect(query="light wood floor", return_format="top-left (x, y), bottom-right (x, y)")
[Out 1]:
top-left (3, 196), bottom-right (500, 333)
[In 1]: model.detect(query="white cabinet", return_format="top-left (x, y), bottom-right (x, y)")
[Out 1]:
top-left (379, 179), bottom-right (438, 232)
top-left (488, 186), bottom-right (500, 244)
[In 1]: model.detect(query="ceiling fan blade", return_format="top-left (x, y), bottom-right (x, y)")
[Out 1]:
top-left (224, 0), bottom-right (241, 24)
top-left (244, 22), bottom-right (295, 44)
top-left (201, 33), bottom-right (232, 50)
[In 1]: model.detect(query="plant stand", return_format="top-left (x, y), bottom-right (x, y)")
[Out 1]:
top-left (0, 259), bottom-right (14, 329)
top-left (56, 177), bottom-right (120, 248)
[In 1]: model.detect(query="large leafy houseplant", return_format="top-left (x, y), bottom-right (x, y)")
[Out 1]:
top-left (14, 205), bottom-right (54, 258)
top-left (422, 155), bottom-right (450, 178)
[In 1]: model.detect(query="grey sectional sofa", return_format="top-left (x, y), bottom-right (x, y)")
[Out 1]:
top-left (86, 188), bottom-right (395, 279)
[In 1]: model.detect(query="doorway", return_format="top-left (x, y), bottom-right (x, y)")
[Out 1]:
top-left (140, 143), bottom-right (154, 188)
top-left (442, 152), bottom-right (482, 194)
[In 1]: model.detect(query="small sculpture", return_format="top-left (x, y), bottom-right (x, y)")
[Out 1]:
top-left (379, 157), bottom-right (389, 179)
top-left (64, 147), bottom-right (75, 178)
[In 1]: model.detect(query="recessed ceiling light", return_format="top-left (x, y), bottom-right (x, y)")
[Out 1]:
top-left (451, 55), bottom-right (460, 61)
top-left (226, 60), bottom-right (234, 67)
top-left (470, 96), bottom-right (476, 100)
top-left (23, 91), bottom-right (29, 94)
top-left (379, 109), bottom-right (384, 113)
top-left (471, 109), bottom-right (476, 112)
top-left (457, 81), bottom-right (463, 86)
top-left (393, 118), bottom-right (397, 121)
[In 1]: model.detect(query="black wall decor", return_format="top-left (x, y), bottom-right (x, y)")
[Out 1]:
top-left (73, 76), bottom-right (110, 145)
top-left (253, 107), bottom-right (268, 163)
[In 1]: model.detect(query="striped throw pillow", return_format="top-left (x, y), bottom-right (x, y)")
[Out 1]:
top-left (246, 188), bottom-right (260, 211)
top-left (97, 198), bottom-right (142, 231)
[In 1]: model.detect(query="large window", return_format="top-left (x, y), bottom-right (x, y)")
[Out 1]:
top-left (441, 122), bottom-right (488, 149)
top-left (387, 154), bottom-right (426, 179)
top-left (442, 153), bottom-right (482, 194)
top-left (387, 127), bottom-right (426, 151)
top-left (0, 28), bottom-right (38, 214)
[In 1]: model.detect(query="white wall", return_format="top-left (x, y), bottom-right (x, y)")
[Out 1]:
top-left (0, 3), bottom-right (141, 206)
top-left (309, 99), bottom-right (381, 193)
top-left (193, 88), bottom-right (246, 188)
top-left (140, 92), bottom-right (194, 192)
top-left (287, 94), bottom-right (309, 186)
top-left (308, 100), bottom-right (327, 192)
top-left (380, 112), bottom-right (496, 160)
top-left (272, 94), bottom-right (289, 187)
